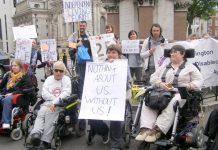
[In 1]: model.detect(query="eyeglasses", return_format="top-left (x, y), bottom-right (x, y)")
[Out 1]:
top-left (54, 69), bottom-right (64, 73)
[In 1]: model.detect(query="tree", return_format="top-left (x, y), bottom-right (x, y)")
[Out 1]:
top-left (187, 0), bottom-right (217, 35)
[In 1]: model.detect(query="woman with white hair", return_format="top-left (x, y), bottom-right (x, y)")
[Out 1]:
top-left (29, 61), bottom-right (71, 148)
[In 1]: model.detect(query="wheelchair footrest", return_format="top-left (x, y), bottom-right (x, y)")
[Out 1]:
top-left (155, 139), bottom-right (173, 147)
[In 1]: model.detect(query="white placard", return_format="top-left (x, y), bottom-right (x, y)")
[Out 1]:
top-left (63, 0), bottom-right (92, 23)
top-left (79, 60), bottom-right (128, 121)
top-left (89, 33), bottom-right (116, 62)
top-left (40, 39), bottom-right (57, 62)
top-left (15, 39), bottom-right (32, 64)
top-left (122, 40), bottom-right (140, 54)
top-left (12, 25), bottom-right (37, 40)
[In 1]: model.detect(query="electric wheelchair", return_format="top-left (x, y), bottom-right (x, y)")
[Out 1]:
top-left (0, 86), bottom-right (37, 141)
top-left (24, 94), bottom-right (86, 150)
top-left (133, 48), bottom-right (204, 150)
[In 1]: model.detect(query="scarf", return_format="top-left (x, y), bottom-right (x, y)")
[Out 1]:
top-left (6, 72), bottom-right (23, 90)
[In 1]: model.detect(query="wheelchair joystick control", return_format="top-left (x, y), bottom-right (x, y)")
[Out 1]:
top-left (185, 132), bottom-right (193, 144)
top-left (65, 115), bottom-right (71, 124)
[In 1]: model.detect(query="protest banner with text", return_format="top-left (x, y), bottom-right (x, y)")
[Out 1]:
top-left (89, 33), bottom-right (116, 62)
top-left (15, 39), bottom-right (32, 64)
top-left (12, 25), bottom-right (37, 40)
top-left (40, 39), bottom-right (57, 62)
top-left (121, 40), bottom-right (140, 54)
top-left (79, 60), bottom-right (128, 121)
top-left (63, 0), bottom-right (92, 22)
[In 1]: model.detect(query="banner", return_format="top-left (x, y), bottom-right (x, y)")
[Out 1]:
top-left (12, 25), bottom-right (37, 40)
top-left (79, 60), bottom-right (128, 121)
top-left (63, 0), bottom-right (92, 23)
top-left (40, 39), bottom-right (57, 62)
top-left (15, 39), bottom-right (32, 64)
top-left (89, 33), bottom-right (116, 62)
top-left (122, 40), bottom-right (140, 54)
top-left (163, 38), bottom-right (218, 87)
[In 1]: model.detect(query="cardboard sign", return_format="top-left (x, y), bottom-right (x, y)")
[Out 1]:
top-left (122, 40), bottom-right (140, 54)
top-left (40, 39), bottom-right (57, 62)
top-left (15, 39), bottom-right (32, 63)
top-left (12, 25), bottom-right (37, 40)
top-left (79, 60), bottom-right (128, 121)
top-left (63, 0), bottom-right (92, 22)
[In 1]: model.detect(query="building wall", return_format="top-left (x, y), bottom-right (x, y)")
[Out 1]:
top-left (138, 6), bottom-right (153, 39)
top-left (0, 0), bottom-right (15, 53)
top-left (174, 11), bottom-right (187, 40)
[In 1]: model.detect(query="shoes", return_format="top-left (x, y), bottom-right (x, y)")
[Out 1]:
top-left (2, 123), bottom-right (10, 129)
top-left (102, 131), bottom-right (110, 144)
top-left (144, 127), bottom-right (161, 143)
top-left (31, 133), bottom-right (41, 146)
top-left (135, 128), bottom-right (150, 141)
top-left (43, 141), bottom-right (51, 149)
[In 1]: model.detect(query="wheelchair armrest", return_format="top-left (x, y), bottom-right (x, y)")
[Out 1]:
top-left (60, 94), bottom-right (78, 103)
top-left (22, 87), bottom-right (35, 93)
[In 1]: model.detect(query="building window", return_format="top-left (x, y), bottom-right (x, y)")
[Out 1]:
top-left (0, 19), bottom-right (2, 40)
top-left (3, 0), bottom-right (5, 4)
top-left (4, 15), bottom-right (8, 40)
top-left (34, 4), bottom-right (40, 8)
top-left (100, 16), bottom-right (106, 34)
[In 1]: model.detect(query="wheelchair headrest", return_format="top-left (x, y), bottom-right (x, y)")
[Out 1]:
top-left (164, 48), bottom-right (195, 58)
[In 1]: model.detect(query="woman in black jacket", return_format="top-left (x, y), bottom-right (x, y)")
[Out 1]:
top-left (0, 59), bottom-right (34, 129)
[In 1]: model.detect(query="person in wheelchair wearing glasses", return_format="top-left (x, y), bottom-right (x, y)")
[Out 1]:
top-left (29, 61), bottom-right (71, 148)
top-left (135, 45), bottom-right (203, 142)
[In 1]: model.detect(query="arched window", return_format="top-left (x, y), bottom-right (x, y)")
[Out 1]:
top-left (100, 16), bottom-right (106, 34)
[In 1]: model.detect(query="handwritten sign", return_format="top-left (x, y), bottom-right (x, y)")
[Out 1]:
top-left (63, 0), bottom-right (92, 22)
top-left (12, 25), bottom-right (37, 40)
top-left (68, 42), bottom-right (77, 49)
top-left (89, 33), bottom-right (116, 62)
top-left (79, 60), bottom-right (128, 121)
top-left (15, 39), bottom-right (32, 64)
top-left (122, 40), bottom-right (140, 54)
top-left (40, 39), bottom-right (57, 62)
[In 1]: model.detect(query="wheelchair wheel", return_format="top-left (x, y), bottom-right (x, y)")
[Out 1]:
top-left (51, 136), bottom-right (61, 150)
top-left (10, 128), bottom-right (23, 141)
top-left (192, 124), bottom-right (204, 148)
top-left (123, 101), bottom-right (133, 148)
top-left (22, 113), bottom-right (33, 131)
top-left (75, 119), bottom-right (86, 137)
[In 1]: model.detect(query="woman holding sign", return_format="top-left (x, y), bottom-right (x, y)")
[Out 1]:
top-left (126, 30), bottom-right (143, 81)
top-left (88, 44), bottom-right (132, 150)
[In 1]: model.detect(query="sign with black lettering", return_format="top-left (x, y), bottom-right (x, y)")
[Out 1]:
top-left (63, 0), bottom-right (92, 22)
top-left (40, 39), bottom-right (57, 62)
top-left (122, 40), bottom-right (140, 54)
top-left (79, 60), bottom-right (128, 121)
top-left (15, 39), bottom-right (32, 63)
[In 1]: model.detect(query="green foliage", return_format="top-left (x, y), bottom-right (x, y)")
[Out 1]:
top-left (187, 0), bottom-right (217, 34)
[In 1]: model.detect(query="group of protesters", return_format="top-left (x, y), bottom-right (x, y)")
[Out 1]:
top-left (0, 20), bottom-right (217, 150)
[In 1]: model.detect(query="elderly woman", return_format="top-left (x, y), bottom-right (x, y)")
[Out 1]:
top-left (135, 45), bottom-right (203, 142)
top-left (0, 59), bottom-right (33, 129)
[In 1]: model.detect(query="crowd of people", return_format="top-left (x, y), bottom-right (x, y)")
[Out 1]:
top-left (0, 21), bottom-right (216, 150)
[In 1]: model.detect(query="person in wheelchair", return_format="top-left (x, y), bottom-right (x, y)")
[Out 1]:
top-left (29, 61), bottom-right (71, 148)
top-left (204, 108), bottom-right (218, 150)
top-left (135, 45), bottom-right (203, 142)
top-left (88, 44), bottom-right (132, 150)
top-left (0, 59), bottom-right (34, 129)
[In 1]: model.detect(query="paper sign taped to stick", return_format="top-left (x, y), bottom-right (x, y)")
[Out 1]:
top-left (122, 40), bottom-right (140, 54)
top-left (63, 0), bottom-right (92, 22)
top-left (12, 25), bottom-right (37, 40)
top-left (15, 39), bottom-right (32, 64)
top-left (79, 60), bottom-right (128, 121)
top-left (40, 39), bottom-right (57, 62)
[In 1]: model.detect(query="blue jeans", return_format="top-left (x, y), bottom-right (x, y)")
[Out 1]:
top-left (0, 95), bottom-right (12, 124)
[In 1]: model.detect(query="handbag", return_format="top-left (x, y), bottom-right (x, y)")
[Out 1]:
top-left (144, 89), bottom-right (173, 111)
top-left (77, 45), bottom-right (91, 63)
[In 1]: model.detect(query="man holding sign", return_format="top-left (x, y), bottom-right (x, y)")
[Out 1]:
top-left (80, 44), bottom-right (132, 150)
top-left (68, 21), bottom-right (92, 98)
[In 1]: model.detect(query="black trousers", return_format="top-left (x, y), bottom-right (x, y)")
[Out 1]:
top-left (89, 120), bottom-right (124, 149)
top-left (204, 108), bottom-right (218, 139)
